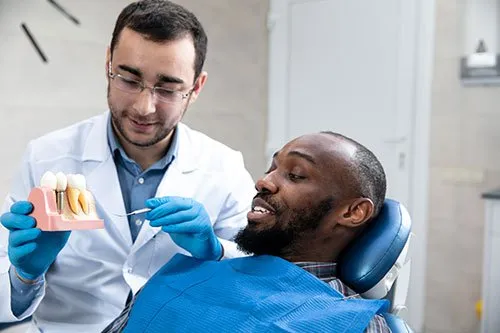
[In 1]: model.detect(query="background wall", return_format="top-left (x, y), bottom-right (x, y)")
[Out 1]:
top-left (180, 0), bottom-right (269, 177)
top-left (425, 0), bottom-right (500, 332)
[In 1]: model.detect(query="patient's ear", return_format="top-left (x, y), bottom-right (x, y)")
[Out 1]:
top-left (337, 198), bottom-right (374, 227)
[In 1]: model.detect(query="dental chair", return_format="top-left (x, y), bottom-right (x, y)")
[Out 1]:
top-left (338, 198), bottom-right (413, 332)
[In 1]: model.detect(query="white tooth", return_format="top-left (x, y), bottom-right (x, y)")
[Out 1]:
top-left (253, 206), bottom-right (270, 214)
top-left (256, 206), bottom-right (268, 212)
top-left (55, 172), bottom-right (67, 191)
top-left (74, 174), bottom-right (86, 191)
top-left (40, 171), bottom-right (57, 190)
top-left (67, 174), bottom-right (77, 188)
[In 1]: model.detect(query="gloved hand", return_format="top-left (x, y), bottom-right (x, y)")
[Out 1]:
top-left (146, 196), bottom-right (222, 261)
top-left (1, 201), bottom-right (71, 281)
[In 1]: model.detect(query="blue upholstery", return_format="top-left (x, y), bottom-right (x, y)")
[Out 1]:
top-left (383, 313), bottom-right (414, 333)
top-left (338, 198), bottom-right (411, 293)
top-left (336, 199), bottom-right (413, 333)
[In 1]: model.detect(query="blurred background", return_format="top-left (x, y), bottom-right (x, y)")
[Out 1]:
top-left (1, 0), bottom-right (500, 332)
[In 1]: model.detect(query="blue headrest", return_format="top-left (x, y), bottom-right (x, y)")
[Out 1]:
top-left (338, 199), bottom-right (411, 294)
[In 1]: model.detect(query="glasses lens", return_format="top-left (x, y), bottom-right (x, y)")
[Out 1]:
top-left (114, 76), bottom-right (141, 93)
top-left (154, 88), bottom-right (181, 103)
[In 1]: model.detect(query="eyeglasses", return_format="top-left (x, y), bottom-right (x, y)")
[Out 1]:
top-left (108, 63), bottom-right (193, 104)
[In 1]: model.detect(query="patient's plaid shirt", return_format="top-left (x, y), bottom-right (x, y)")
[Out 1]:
top-left (295, 262), bottom-right (391, 333)
top-left (102, 261), bottom-right (390, 333)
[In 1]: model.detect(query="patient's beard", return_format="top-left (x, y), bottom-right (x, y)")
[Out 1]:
top-left (235, 198), bottom-right (333, 258)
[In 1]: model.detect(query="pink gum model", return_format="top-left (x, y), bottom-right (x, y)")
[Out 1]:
top-left (27, 186), bottom-right (104, 231)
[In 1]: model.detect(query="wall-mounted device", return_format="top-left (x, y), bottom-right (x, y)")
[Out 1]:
top-left (460, 0), bottom-right (500, 86)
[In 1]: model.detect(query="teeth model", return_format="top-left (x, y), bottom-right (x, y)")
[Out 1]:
top-left (56, 172), bottom-right (68, 192)
top-left (40, 171), bottom-right (57, 190)
top-left (39, 172), bottom-right (92, 216)
top-left (55, 172), bottom-right (67, 213)
top-left (67, 174), bottom-right (89, 215)
top-left (41, 171), bottom-right (62, 212)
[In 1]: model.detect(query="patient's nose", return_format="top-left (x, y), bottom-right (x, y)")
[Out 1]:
top-left (255, 175), bottom-right (277, 194)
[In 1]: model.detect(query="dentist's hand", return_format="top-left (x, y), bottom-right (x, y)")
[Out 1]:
top-left (1, 201), bottom-right (71, 281)
top-left (146, 196), bottom-right (223, 261)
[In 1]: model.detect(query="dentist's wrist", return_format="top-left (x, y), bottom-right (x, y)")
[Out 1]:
top-left (14, 267), bottom-right (42, 285)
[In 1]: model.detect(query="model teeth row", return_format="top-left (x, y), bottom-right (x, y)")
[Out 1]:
top-left (40, 171), bottom-right (89, 215)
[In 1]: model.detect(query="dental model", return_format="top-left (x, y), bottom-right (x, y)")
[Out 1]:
top-left (41, 171), bottom-right (60, 212)
top-left (40, 171), bottom-right (57, 191)
top-left (55, 172), bottom-right (67, 213)
top-left (67, 174), bottom-right (89, 215)
top-left (30, 172), bottom-right (103, 231)
top-left (41, 171), bottom-right (69, 213)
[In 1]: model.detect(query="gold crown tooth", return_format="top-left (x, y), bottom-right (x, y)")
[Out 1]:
top-left (67, 188), bottom-right (81, 215)
top-left (79, 191), bottom-right (89, 215)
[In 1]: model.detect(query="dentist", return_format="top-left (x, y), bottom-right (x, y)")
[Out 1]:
top-left (0, 1), bottom-right (255, 332)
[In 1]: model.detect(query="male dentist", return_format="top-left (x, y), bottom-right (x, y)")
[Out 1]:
top-left (0, 1), bottom-right (255, 332)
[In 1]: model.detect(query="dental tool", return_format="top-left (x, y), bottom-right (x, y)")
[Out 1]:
top-left (113, 207), bottom-right (151, 217)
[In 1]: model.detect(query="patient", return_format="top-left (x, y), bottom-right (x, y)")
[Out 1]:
top-left (103, 131), bottom-right (391, 332)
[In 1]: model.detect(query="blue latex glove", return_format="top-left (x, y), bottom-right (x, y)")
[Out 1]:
top-left (146, 196), bottom-right (222, 261)
top-left (1, 201), bottom-right (71, 281)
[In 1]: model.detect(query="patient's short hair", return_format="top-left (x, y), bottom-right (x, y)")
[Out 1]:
top-left (321, 131), bottom-right (387, 217)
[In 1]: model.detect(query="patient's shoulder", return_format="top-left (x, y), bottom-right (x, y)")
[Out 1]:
top-left (325, 278), bottom-right (391, 333)
top-left (324, 277), bottom-right (359, 298)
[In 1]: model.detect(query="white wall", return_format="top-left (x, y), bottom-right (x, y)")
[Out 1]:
top-left (425, 1), bottom-right (500, 332)
top-left (0, 0), bottom-right (121, 196)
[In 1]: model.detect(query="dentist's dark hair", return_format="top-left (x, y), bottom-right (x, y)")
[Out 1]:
top-left (110, 0), bottom-right (208, 81)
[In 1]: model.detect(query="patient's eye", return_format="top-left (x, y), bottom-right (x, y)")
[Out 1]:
top-left (288, 173), bottom-right (305, 181)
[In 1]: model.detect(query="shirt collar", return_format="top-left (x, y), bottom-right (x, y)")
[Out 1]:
top-left (295, 262), bottom-right (338, 281)
top-left (106, 116), bottom-right (179, 171)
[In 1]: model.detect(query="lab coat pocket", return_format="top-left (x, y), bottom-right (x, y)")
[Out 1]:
top-left (148, 232), bottom-right (190, 276)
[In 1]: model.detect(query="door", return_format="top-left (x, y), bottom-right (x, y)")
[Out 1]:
top-left (268, 0), bottom-right (416, 207)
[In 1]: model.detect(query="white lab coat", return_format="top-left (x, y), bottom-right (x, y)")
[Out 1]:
top-left (0, 111), bottom-right (256, 332)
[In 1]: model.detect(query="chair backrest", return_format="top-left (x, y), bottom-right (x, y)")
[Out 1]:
top-left (337, 199), bottom-right (412, 316)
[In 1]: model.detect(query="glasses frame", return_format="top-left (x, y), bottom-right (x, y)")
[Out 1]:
top-left (107, 62), bottom-right (194, 104)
